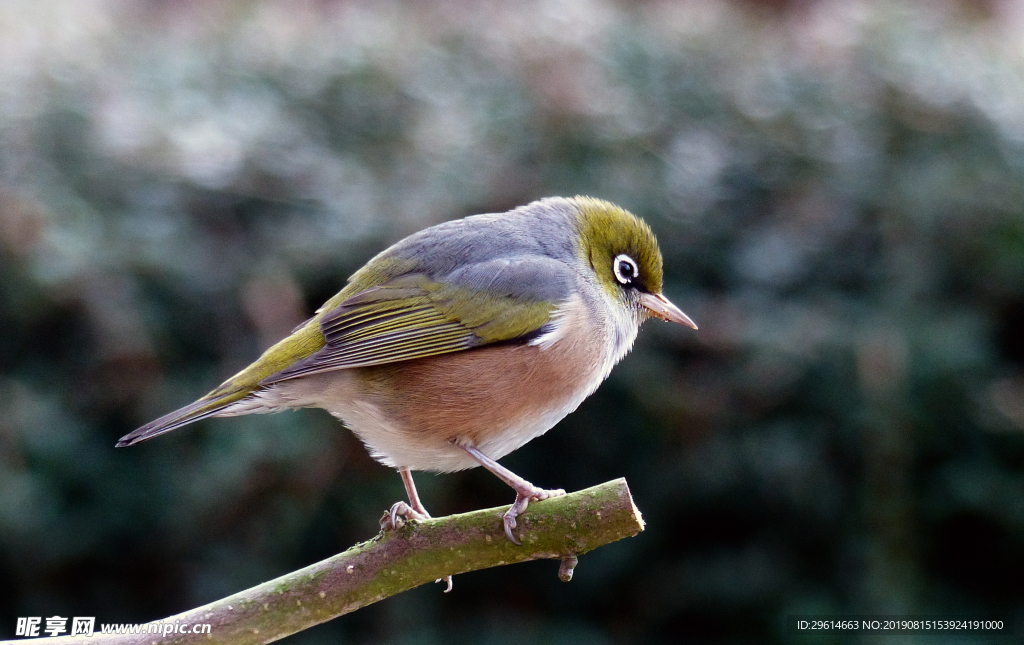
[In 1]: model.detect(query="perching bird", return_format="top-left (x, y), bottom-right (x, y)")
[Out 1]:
top-left (118, 196), bottom-right (696, 546)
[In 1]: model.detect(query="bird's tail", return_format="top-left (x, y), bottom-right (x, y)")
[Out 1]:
top-left (117, 316), bottom-right (327, 447)
top-left (115, 386), bottom-right (249, 447)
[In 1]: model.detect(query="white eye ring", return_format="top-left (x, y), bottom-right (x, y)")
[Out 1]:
top-left (613, 254), bottom-right (639, 285)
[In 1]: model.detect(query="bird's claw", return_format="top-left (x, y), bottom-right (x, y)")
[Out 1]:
top-left (384, 500), bottom-right (452, 591)
top-left (384, 501), bottom-right (430, 530)
top-left (502, 487), bottom-right (566, 545)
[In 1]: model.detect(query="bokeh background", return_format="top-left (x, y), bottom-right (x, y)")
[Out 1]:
top-left (3, 0), bottom-right (1024, 642)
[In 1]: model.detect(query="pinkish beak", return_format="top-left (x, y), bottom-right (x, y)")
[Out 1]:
top-left (639, 292), bottom-right (698, 329)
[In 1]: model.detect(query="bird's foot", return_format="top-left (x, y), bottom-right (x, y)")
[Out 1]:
top-left (381, 501), bottom-right (453, 591)
top-left (454, 444), bottom-right (567, 545)
top-left (383, 501), bottom-right (431, 531)
top-left (502, 485), bottom-right (566, 545)
top-left (389, 467), bottom-right (453, 591)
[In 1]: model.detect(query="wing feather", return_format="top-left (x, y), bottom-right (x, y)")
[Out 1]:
top-left (261, 258), bottom-right (573, 385)
top-left (118, 204), bottom-right (585, 446)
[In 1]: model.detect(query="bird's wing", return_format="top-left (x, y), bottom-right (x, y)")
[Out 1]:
top-left (260, 257), bottom-right (573, 384)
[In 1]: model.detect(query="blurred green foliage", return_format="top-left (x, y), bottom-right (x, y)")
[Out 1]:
top-left (2, 0), bottom-right (1024, 642)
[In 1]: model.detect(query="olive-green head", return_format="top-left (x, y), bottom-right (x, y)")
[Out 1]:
top-left (571, 196), bottom-right (697, 328)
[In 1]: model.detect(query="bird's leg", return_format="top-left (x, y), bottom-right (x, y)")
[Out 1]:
top-left (387, 467), bottom-right (453, 592)
top-left (388, 466), bottom-right (432, 528)
top-left (460, 444), bottom-right (566, 545)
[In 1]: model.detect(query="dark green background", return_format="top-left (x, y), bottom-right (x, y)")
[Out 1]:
top-left (2, 1), bottom-right (1024, 642)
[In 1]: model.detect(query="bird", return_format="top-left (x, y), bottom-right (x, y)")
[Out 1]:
top-left (117, 196), bottom-right (697, 548)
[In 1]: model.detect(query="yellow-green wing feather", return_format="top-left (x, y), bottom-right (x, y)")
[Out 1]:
top-left (261, 268), bottom-right (557, 383)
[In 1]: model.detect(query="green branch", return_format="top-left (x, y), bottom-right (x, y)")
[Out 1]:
top-left (27, 478), bottom-right (643, 645)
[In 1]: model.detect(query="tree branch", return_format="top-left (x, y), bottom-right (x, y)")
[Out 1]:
top-left (30, 478), bottom-right (644, 645)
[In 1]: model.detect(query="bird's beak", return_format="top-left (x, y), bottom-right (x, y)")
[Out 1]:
top-left (639, 292), bottom-right (698, 329)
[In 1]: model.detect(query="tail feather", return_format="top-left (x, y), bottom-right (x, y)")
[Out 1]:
top-left (119, 315), bottom-right (327, 447)
top-left (116, 388), bottom-right (248, 447)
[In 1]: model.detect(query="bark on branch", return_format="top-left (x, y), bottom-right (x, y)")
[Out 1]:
top-left (28, 478), bottom-right (644, 645)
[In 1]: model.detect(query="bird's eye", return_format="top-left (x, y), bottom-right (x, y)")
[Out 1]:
top-left (613, 254), bottom-right (639, 286)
